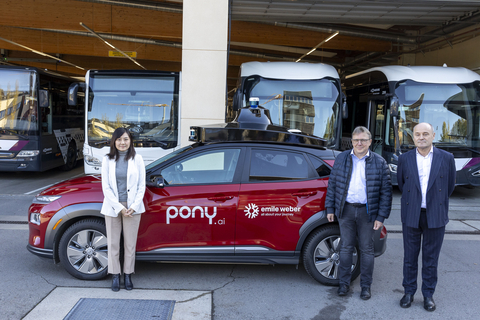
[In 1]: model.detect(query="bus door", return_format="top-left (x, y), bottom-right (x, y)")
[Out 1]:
top-left (368, 99), bottom-right (386, 157)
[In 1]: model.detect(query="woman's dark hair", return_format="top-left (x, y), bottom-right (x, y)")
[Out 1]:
top-left (107, 127), bottom-right (136, 161)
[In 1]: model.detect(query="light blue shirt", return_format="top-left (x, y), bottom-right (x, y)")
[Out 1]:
top-left (346, 150), bottom-right (369, 204)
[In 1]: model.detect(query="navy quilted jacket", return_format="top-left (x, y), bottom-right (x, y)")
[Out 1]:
top-left (325, 150), bottom-right (392, 222)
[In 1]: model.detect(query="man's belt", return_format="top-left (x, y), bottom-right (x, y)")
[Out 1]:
top-left (345, 202), bottom-right (366, 208)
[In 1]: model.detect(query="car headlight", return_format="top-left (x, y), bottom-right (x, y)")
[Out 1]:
top-left (388, 163), bottom-right (397, 173)
top-left (85, 155), bottom-right (102, 166)
top-left (17, 150), bottom-right (40, 157)
top-left (33, 195), bottom-right (62, 204)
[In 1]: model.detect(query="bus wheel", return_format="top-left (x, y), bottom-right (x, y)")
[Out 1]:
top-left (61, 142), bottom-right (77, 171)
top-left (302, 225), bottom-right (360, 286)
top-left (58, 219), bottom-right (109, 280)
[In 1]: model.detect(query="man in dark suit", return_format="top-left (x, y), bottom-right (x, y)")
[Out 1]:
top-left (397, 122), bottom-right (456, 312)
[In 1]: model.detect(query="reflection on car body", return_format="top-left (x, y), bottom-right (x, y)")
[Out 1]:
top-left (27, 105), bottom-right (388, 285)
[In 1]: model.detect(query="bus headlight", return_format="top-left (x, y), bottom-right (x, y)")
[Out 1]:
top-left (85, 155), bottom-right (102, 166)
top-left (17, 150), bottom-right (40, 157)
top-left (388, 163), bottom-right (397, 173)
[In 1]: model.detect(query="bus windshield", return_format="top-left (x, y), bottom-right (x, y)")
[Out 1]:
top-left (87, 74), bottom-right (178, 148)
top-left (0, 69), bottom-right (38, 137)
top-left (242, 77), bottom-right (339, 145)
top-left (394, 80), bottom-right (480, 148)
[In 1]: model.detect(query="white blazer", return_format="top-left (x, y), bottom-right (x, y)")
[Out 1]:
top-left (100, 153), bottom-right (146, 217)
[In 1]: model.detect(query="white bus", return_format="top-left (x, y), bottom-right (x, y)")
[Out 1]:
top-left (343, 65), bottom-right (480, 186)
top-left (232, 61), bottom-right (345, 150)
top-left (69, 70), bottom-right (181, 174)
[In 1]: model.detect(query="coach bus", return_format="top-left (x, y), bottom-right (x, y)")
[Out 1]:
top-left (232, 61), bottom-right (345, 150)
top-left (0, 66), bottom-right (84, 172)
top-left (68, 70), bottom-right (181, 174)
top-left (343, 65), bottom-right (480, 186)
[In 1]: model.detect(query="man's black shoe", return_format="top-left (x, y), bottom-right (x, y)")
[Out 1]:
top-left (400, 294), bottom-right (414, 308)
top-left (337, 284), bottom-right (350, 296)
top-left (360, 287), bottom-right (371, 300)
top-left (424, 297), bottom-right (436, 312)
top-left (111, 274), bottom-right (120, 292)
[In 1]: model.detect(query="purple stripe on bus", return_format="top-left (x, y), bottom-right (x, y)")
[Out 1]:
top-left (9, 140), bottom-right (29, 151)
top-left (464, 157), bottom-right (480, 170)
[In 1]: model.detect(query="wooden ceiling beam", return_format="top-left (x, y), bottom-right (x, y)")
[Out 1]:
top-left (0, 0), bottom-right (391, 53)
top-left (0, 26), bottom-right (182, 64)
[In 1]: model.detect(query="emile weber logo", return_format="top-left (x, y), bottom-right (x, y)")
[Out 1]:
top-left (166, 203), bottom-right (301, 224)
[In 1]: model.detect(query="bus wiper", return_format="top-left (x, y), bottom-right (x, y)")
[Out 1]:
top-left (465, 147), bottom-right (480, 156)
top-left (142, 136), bottom-right (168, 147)
top-left (0, 129), bottom-right (28, 140)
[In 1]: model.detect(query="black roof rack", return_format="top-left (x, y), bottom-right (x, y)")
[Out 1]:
top-left (189, 105), bottom-right (327, 147)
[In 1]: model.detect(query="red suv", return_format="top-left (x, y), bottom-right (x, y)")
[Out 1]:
top-left (27, 109), bottom-right (387, 285)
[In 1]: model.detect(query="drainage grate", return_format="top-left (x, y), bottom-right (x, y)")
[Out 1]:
top-left (0, 220), bottom-right (28, 224)
top-left (64, 298), bottom-right (175, 320)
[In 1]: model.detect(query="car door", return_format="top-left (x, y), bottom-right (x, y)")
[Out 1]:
top-left (137, 147), bottom-right (243, 254)
top-left (236, 147), bottom-right (329, 254)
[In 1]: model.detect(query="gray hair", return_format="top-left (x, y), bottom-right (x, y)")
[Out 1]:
top-left (352, 126), bottom-right (372, 139)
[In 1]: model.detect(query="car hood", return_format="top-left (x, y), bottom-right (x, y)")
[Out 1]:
top-left (38, 175), bottom-right (104, 205)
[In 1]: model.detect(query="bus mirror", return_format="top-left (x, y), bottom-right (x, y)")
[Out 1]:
top-left (342, 100), bottom-right (348, 119)
top-left (68, 82), bottom-right (85, 106)
top-left (39, 90), bottom-right (49, 108)
top-left (232, 88), bottom-right (241, 112)
top-left (390, 96), bottom-right (399, 117)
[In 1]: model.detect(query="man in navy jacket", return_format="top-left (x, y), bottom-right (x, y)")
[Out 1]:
top-left (397, 122), bottom-right (456, 312)
top-left (326, 126), bottom-right (392, 300)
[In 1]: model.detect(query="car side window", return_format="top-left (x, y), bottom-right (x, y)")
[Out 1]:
top-left (249, 149), bottom-right (309, 181)
top-left (307, 155), bottom-right (331, 178)
top-left (162, 148), bottom-right (241, 185)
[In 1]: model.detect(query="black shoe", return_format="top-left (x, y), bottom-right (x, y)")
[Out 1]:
top-left (400, 294), bottom-right (414, 308)
top-left (360, 287), bottom-right (371, 300)
top-left (111, 274), bottom-right (120, 292)
top-left (124, 273), bottom-right (133, 290)
top-left (424, 297), bottom-right (436, 312)
top-left (337, 284), bottom-right (350, 296)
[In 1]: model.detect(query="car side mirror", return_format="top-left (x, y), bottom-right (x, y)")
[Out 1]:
top-left (147, 175), bottom-right (165, 188)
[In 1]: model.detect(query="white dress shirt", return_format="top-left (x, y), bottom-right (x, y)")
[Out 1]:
top-left (416, 146), bottom-right (433, 209)
top-left (346, 150), bottom-right (369, 204)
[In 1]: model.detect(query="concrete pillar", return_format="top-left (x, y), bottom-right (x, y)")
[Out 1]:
top-left (181, 0), bottom-right (229, 146)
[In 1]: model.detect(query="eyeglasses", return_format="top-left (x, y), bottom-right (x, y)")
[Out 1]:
top-left (351, 139), bottom-right (370, 144)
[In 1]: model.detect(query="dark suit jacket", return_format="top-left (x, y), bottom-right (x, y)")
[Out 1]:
top-left (397, 147), bottom-right (456, 229)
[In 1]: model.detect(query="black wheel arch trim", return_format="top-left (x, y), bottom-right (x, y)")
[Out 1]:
top-left (45, 202), bottom-right (103, 262)
top-left (296, 210), bottom-right (334, 252)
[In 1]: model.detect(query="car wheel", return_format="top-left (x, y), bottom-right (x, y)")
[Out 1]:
top-left (58, 219), bottom-right (109, 280)
top-left (302, 224), bottom-right (360, 286)
top-left (60, 142), bottom-right (77, 171)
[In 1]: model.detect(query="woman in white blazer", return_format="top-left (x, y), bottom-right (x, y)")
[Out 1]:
top-left (101, 127), bottom-right (146, 292)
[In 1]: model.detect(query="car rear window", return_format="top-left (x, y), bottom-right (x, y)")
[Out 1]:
top-left (249, 149), bottom-right (309, 181)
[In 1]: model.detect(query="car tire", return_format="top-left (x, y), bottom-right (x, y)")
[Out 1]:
top-left (302, 224), bottom-right (360, 286)
top-left (60, 142), bottom-right (77, 171)
top-left (58, 219), bottom-right (109, 280)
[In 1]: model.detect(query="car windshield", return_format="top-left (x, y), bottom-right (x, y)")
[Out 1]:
top-left (87, 74), bottom-right (178, 148)
top-left (394, 80), bottom-right (480, 148)
top-left (0, 69), bottom-right (38, 137)
top-left (243, 77), bottom-right (339, 146)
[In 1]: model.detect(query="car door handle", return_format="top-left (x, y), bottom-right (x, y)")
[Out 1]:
top-left (292, 191), bottom-right (317, 197)
top-left (208, 196), bottom-right (234, 201)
